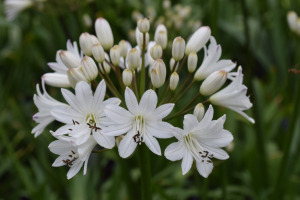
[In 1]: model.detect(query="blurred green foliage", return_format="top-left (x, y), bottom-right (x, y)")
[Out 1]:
top-left (1, 0), bottom-right (300, 199)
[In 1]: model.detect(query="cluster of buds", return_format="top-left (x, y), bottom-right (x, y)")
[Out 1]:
top-left (287, 11), bottom-right (300, 35)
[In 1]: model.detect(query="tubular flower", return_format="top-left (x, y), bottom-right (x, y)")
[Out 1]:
top-left (49, 135), bottom-right (97, 179)
top-left (209, 66), bottom-right (255, 123)
top-left (43, 40), bottom-right (83, 88)
top-left (32, 80), bottom-right (66, 137)
top-left (50, 81), bottom-right (121, 147)
top-left (102, 87), bottom-right (174, 158)
top-left (194, 36), bottom-right (236, 81)
top-left (165, 105), bottom-right (233, 177)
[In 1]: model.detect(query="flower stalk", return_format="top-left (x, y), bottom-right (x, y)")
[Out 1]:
top-left (138, 144), bottom-right (152, 200)
top-left (141, 33), bottom-right (146, 94)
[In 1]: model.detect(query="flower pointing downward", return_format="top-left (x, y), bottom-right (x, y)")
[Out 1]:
top-left (102, 87), bottom-right (175, 158)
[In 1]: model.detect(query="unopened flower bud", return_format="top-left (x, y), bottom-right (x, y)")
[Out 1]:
top-left (82, 14), bottom-right (92, 28)
top-left (59, 51), bottom-right (81, 69)
top-left (92, 43), bottom-right (105, 63)
top-left (110, 45), bottom-right (121, 66)
top-left (99, 53), bottom-right (111, 74)
top-left (136, 28), bottom-right (149, 49)
top-left (172, 37), bottom-right (185, 61)
top-left (81, 56), bottom-right (98, 82)
top-left (79, 33), bottom-right (99, 56)
top-left (155, 25), bottom-right (168, 49)
top-left (193, 103), bottom-right (205, 122)
top-left (116, 135), bottom-right (124, 147)
top-left (95, 17), bottom-right (114, 50)
top-left (150, 44), bottom-right (162, 60)
top-left (122, 69), bottom-right (133, 86)
top-left (200, 70), bottom-right (227, 96)
top-left (169, 58), bottom-right (179, 71)
top-left (170, 72), bottom-right (179, 91)
top-left (67, 67), bottom-right (88, 88)
top-left (137, 18), bottom-right (150, 33)
top-left (151, 59), bottom-right (166, 88)
top-left (185, 26), bottom-right (211, 55)
top-left (187, 52), bottom-right (198, 73)
top-left (119, 40), bottom-right (128, 58)
top-left (287, 11), bottom-right (298, 31)
top-left (127, 48), bottom-right (141, 70)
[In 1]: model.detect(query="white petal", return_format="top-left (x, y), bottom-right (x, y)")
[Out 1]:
top-left (101, 122), bottom-right (132, 136)
top-left (83, 152), bottom-right (92, 175)
top-left (51, 105), bottom-right (82, 124)
top-left (102, 98), bottom-right (121, 107)
top-left (196, 160), bottom-right (213, 178)
top-left (61, 89), bottom-right (84, 114)
top-left (92, 80), bottom-right (106, 111)
top-left (75, 81), bottom-right (93, 113)
top-left (198, 105), bottom-right (214, 128)
top-left (144, 133), bottom-right (161, 155)
top-left (48, 140), bottom-right (74, 155)
top-left (118, 129), bottom-right (137, 158)
top-left (197, 129), bottom-right (233, 148)
top-left (200, 144), bottom-right (229, 160)
top-left (165, 141), bottom-right (186, 161)
top-left (170, 127), bottom-right (185, 141)
top-left (67, 161), bottom-right (84, 179)
top-left (125, 87), bottom-right (139, 114)
top-left (181, 150), bottom-right (193, 175)
top-left (52, 124), bottom-right (73, 136)
top-left (93, 131), bottom-right (115, 149)
top-left (52, 155), bottom-right (67, 167)
top-left (147, 103), bottom-right (175, 120)
top-left (146, 121), bottom-right (173, 139)
top-left (77, 137), bottom-right (97, 161)
top-left (75, 132), bottom-right (91, 146)
top-left (139, 89), bottom-right (158, 114)
top-left (42, 73), bottom-right (71, 88)
top-left (104, 104), bottom-right (134, 124)
top-left (183, 114), bottom-right (199, 133)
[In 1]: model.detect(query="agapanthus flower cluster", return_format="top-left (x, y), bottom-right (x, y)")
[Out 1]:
top-left (32, 16), bottom-right (254, 179)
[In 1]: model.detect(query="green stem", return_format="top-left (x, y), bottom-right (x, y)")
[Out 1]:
top-left (170, 73), bottom-right (192, 102)
top-left (92, 149), bottom-right (108, 153)
top-left (135, 69), bottom-right (140, 100)
top-left (272, 76), bottom-right (300, 199)
top-left (172, 80), bottom-right (195, 104)
top-left (141, 33), bottom-right (146, 95)
top-left (177, 55), bottom-right (187, 74)
top-left (138, 144), bottom-right (152, 200)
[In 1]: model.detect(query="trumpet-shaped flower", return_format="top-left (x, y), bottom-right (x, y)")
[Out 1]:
top-left (51, 81), bottom-right (121, 147)
top-left (194, 36), bottom-right (236, 81)
top-left (209, 66), bottom-right (255, 123)
top-left (102, 87), bottom-right (174, 158)
top-left (49, 135), bottom-right (96, 179)
top-left (32, 80), bottom-right (67, 137)
top-left (165, 105), bottom-right (233, 177)
top-left (43, 40), bottom-right (83, 88)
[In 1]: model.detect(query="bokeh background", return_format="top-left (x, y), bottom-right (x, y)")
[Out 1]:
top-left (1, 0), bottom-right (300, 199)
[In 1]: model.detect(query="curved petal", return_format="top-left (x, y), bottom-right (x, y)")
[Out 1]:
top-left (75, 81), bottom-right (93, 113)
top-left (51, 105), bottom-right (82, 124)
top-left (197, 129), bottom-right (233, 148)
top-left (92, 80), bottom-right (106, 111)
top-left (61, 89), bottom-right (84, 114)
top-left (200, 144), bottom-right (229, 160)
top-left (67, 161), bottom-right (84, 179)
top-left (144, 133), bottom-right (161, 155)
top-left (182, 150), bottom-right (193, 175)
top-left (93, 131), bottom-right (115, 149)
top-left (51, 124), bottom-right (73, 136)
top-left (125, 87), bottom-right (139, 114)
top-left (42, 73), bottom-right (71, 88)
top-left (147, 103), bottom-right (175, 120)
top-left (118, 129), bottom-right (137, 158)
top-left (52, 155), bottom-right (67, 167)
top-left (104, 104), bottom-right (134, 124)
top-left (198, 105), bottom-right (214, 128)
top-left (101, 122), bottom-right (132, 136)
top-left (139, 89), bottom-right (158, 114)
top-left (146, 121), bottom-right (173, 139)
top-left (196, 160), bottom-right (213, 178)
top-left (183, 114), bottom-right (199, 133)
top-left (165, 141), bottom-right (186, 161)
top-left (171, 127), bottom-right (185, 141)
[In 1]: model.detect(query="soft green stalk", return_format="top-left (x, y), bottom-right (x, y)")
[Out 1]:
top-left (138, 144), bottom-right (152, 200)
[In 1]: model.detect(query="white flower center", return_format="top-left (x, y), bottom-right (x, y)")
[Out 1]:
top-left (132, 115), bottom-right (146, 144)
top-left (184, 133), bottom-right (213, 164)
top-left (71, 113), bottom-right (101, 132)
top-left (62, 150), bottom-right (79, 167)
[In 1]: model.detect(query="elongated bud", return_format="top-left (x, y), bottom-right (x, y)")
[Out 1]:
top-left (287, 11), bottom-right (298, 31)
top-left (151, 59), bottom-right (166, 88)
top-left (150, 44), bottom-right (163, 60)
top-left (185, 26), bottom-right (211, 55)
top-left (200, 70), bottom-right (227, 96)
top-left (155, 31), bottom-right (167, 50)
top-left (187, 52), bottom-right (198, 73)
top-left (122, 69), bottom-right (133, 86)
top-left (81, 56), bottom-right (98, 82)
top-left (136, 28), bottom-right (149, 49)
top-left (193, 103), bottom-right (205, 122)
top-left (92, 43), bottom-right (105, 63)
top-left (172, 37), bottom-right (185, 61)
top-left (137, 18), bottom-right (150, 33)
top-left (79, 33), bottom-right (99, 56)
top-left (42, 73), bottom-right (71, 88)
top-left (127, 48), bottom-right (141, 70)
top-left (119, 40), bottom-right (128, 58)
top-left (99, 53), bottom-right (111, 74)
top-left (67, 67), bottom-right (88, 88)
top-left (110, 45), bottom-right (121, 66)
top-left (170, 58), bottom-right (179, 71)
top-left (170, 72), bottom-right (179, 91)
top-left (59, 51), bottom-right (81, 69)
top-left (116, 135), bottom-right (124, 147)
top-left (95, 18), bottom-right (114, 50)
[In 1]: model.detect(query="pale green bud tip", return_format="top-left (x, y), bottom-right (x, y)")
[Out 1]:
top-left (110, 45), bottom-right (121, 66)
top-left (187, 52), bottom-right (198, 73)
top-left (92, 43), bottom-right (105, 63)
top-left (122, 69), bottom-right (133, 86)
top-left (119, 40), bottom-right (128, 58)
top-left (200, 70), bottom-right (228, 96)
top-left (150, 44), bottom-right (163, 60)
top-left (193, 103), bottom-right (205, 122)
top-left (127, 48), bottom-right (141, 70)
top-left (172, 36), bottom-right (186, 61)
top-left (59, 50), bottom-right (81, 69)
top-left (137, 18), bottom-right (150, 33)
top-left (170, 72), bottom-right (179, 91)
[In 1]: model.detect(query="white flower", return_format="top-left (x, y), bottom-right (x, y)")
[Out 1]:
top-left (102, 87), bottom-right (175, 158)
top-left (43, 40), bottom-right (83, 88)
top-left (185, 26), bottom-right (211, 55)
top-left (194, 36), bottom-right (236, 81)
top-left (287, 11), bottom-right (298, 31)
top-left (32, 80), bottom-right (66, 137)
top-left (4, 0), bottom-right (33, 21)
top-left (50, 81), bottom-right (121, 147)
top-left (49, 135), bottom-right (96, 179)
top-left (209, 66), bottom-right (255, 123)
top-left (165, 105), bottom-right (233, 177)
top-left (95, 18), bottom-right (114, 50)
